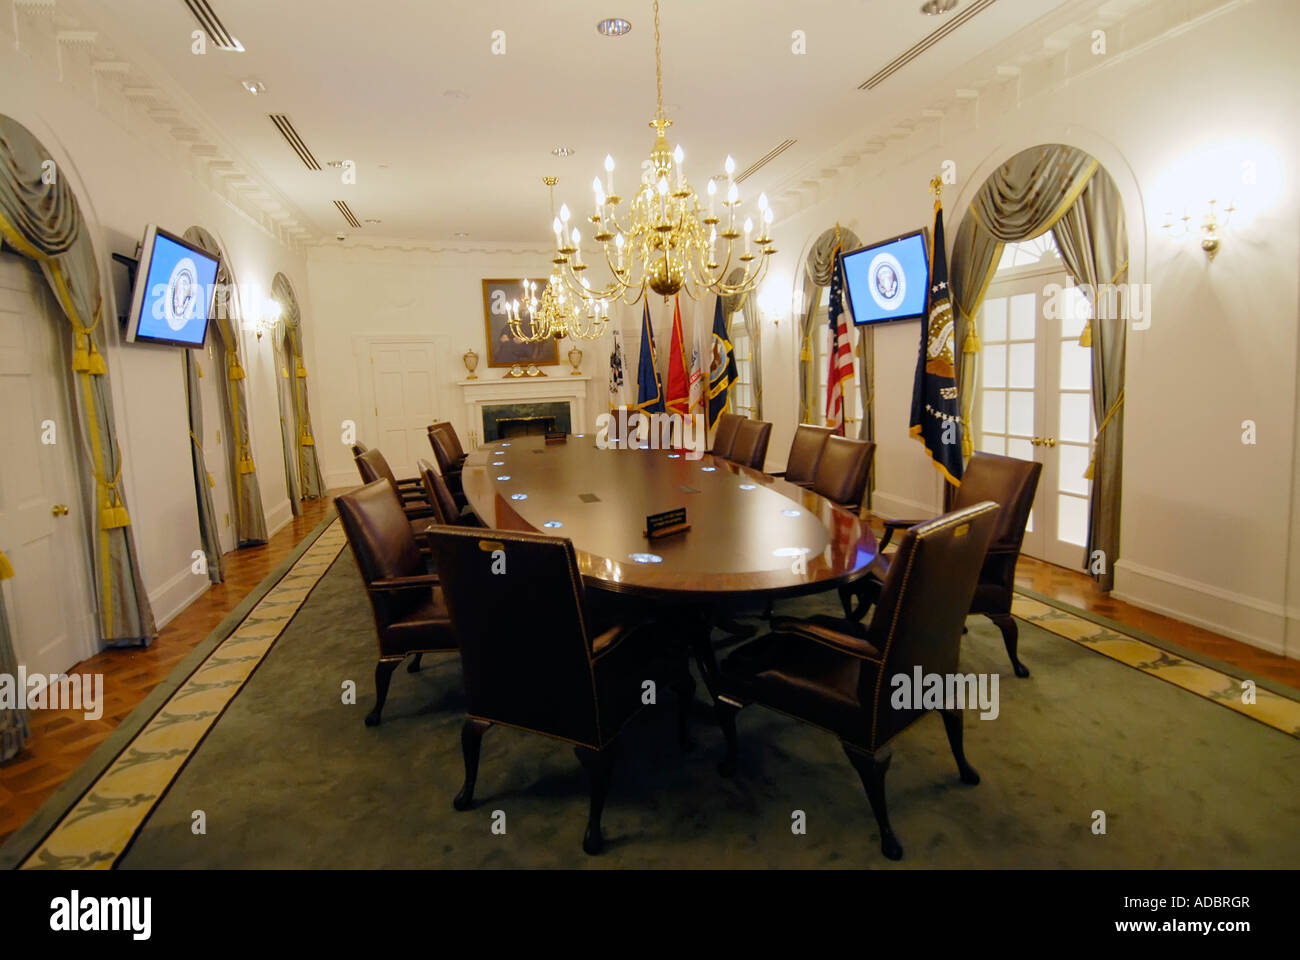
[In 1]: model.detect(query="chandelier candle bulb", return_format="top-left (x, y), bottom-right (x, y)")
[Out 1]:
top-left (707, 179), bottom-right (716, 220)
top-left (604, 154), bottom-right (615, 195)
top-left (673, 145), bottom-right (684, 189)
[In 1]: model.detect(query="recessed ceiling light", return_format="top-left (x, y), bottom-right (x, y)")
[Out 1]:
top-left (443, 89), bottom-right (470, 100)
top-left (551, 145), bottom-right (576, 157)
top-left (453, 231), bottom-right (470, 239)
top-left (920, 0), bottom-right (959, 13)
top-left (597, 17), bottom-right (632, 37)
top-left (364, 218), bottom-right (381, 224)
top-left (325, 160), bottom-right (346, 168)
top-left (240, 79), bottom-right (265, 96)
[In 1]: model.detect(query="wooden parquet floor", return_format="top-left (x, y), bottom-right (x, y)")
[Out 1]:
top-left (2, 500), bottom-right (1296, 848)
top-left (0, 497), bottom-right (335, 847)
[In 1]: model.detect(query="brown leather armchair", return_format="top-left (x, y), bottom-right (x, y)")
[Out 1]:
top-left (428, 425), bottom-right (468, 507)
top-left (718, 501), bottom-right (999, 860)
top-left (430, 421), bottom-right (468, 469)
top-left (416, 458), bottom-right (479, 526)
top-left (840, 452), bottom-right (1042, 677)
top-left (811, 435), bottom-right (875, 512)
top-left (710, 413), bottom-right (744, 461)
top-left (352, 442), bottom-right (425, 501)
top-left (772, 423), bottom-right (834, 487)
top-left (729, 418), bottom-right (772, 470)
top-left (354, 448), bottom-right (437, 520)
top-left (335, 480), bottom-right (458, 726)
top-left (428, 526), bottom-right (662, 855)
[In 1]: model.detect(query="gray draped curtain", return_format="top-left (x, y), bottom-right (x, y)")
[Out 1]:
top-left (183, 226), bottom-right (267, 546)
top-left (0, 113), bottom-right (156, 648)
top-left (0, 576), bottom-right (27, 760)
top-left (272, 273), bottom-right (324, 500)
top-left (950, 143), bottom-right (1126, 588)
top-left (722, 268), bottom-right (763, 419)
top-left (184, 352), bottom-right (223, 583)
top-left (270, 317), bottom-right (303, 513)
top-left (799, 226), bottom-right (860, 425)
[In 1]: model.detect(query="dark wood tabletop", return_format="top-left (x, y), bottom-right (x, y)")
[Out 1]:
top-left (461, 434), bottom-right (879, 600)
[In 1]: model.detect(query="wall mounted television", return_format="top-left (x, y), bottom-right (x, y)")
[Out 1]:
top-left (839, 228), bottom-right (931, 326)
top-left (122, 225), bottom-right (220, 347)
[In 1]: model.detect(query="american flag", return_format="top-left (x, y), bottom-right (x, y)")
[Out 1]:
top-left (824, 255), bottom-right (855, 435)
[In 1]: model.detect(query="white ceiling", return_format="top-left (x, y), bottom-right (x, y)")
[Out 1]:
top-left (67, 0), bottom-right (1081, 243)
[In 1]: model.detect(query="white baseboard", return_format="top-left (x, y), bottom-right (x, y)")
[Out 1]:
top-left (148, 566), bottom-right (209, 631)
top-left (869, 489), bottom-right (940, 521)
top-left (264, 498), bottom-right (294, 538)
top-left (1112, 558), bottom-right (1292, 658)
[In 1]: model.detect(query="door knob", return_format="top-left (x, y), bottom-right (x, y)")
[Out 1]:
top-left (1044, 437), bottom-right (1057, 447)
top-left (1031, 436), bottom-right (1043, 446)
top-left (51, 504), bottom-right (69, 517)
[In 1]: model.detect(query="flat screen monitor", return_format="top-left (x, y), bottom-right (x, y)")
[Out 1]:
top-left (123, 225), bottom-right (219, 347)
top-left (840, 228), bottom-right (931, 326)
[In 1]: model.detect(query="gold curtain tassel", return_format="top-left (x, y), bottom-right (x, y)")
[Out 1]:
top-left (1084, 455), bottom-right (1096, 480)
top-left (196, 360), bottom-right (204, 378)
top-left (300, 434), bottom-right (315, 447)
top-left (87, 344), bottom-right (108, 376)
top-left (0, 550), bottom-right (14, 580)
top-left (206, 471), bottom-right (216, 488)
top-left (228, 359), bottom-right (246, 381)
top-left (100, 504), bottom-right (130, 530)
top-left (1078, 319), bottom-right (1093, 348)
top-left (238, 455), bottom-right (256, 475)
top-left (295, 360), bottom-right (307, 379)
top-left (72, 332), bottom-right (91, 372)
top-left (962, 325), bottom-right (981, 354)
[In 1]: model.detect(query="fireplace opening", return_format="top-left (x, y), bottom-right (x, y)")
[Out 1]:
top-left (481, 401), bottom-right (572, 442)
top-left (497, 416), bottom-right (557, 439)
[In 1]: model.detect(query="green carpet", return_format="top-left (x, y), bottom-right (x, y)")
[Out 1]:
top-left (98, 550), bottom-right (1300, 869)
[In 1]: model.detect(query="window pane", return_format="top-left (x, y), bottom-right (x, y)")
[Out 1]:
top-left (1007, 436), bottom-right (1034, 462)
top-left (982, 297), bottom-right (1007, 341)
top-left (981, 434), bottom-right (1006, 455)
top-left (1060, 284), bottom-right (1090, 340)
top-left (1059, 339), bottom-right (1091, 391)
top-left (1059, 392), bottom-right (1092, 443)
top-left (982, 390), bottom-right (1006, 434)
top-left (1007, 390), bottom-right (1035, 436)
top-left (1058, 494), bottom-right (1088, 546)
top-left (1058, 442), bottom-right (1090, 495)
top-left (983, 344), bottom-right (1006, 388)
top-left (1009, 293), bottom-right (1036, 340)
top-left (1008, 342), bottom-right (1035, 388)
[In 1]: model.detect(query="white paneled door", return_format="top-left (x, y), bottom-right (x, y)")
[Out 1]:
top-left (977, 270), bottom-right (1095, 571)
top-left (0, 255), bottom-right (94, 677)
top-left (368, 338), bottom-right (439, 477)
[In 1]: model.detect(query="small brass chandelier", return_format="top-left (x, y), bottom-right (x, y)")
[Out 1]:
top-left (549, 0), bottom-right (775, 304)
top-left (507, 178), bottom-right (611, 343)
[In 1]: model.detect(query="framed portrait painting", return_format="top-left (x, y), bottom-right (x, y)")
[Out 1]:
top-left (481, 278), bottom-right (560, 368)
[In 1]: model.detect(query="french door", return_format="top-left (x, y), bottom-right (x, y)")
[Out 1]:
top-left (0, 255), bottom-right (95, 677)
top-left (976, 269), bottom-right (1094, 570)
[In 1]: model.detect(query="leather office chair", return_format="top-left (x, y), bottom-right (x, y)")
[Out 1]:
top-left (430, 421), bottom-right (468, 469)
top-left (811, 436), bottom-right (875, 512)
top-left (710, 413), bottom-right (744, 461)
top-left (729, 419), bottom-right (772, 470)
top-left (429, 526), bottom-right (660, 855)
top-left (416, 458), bottom-right (479, 527)
top-left (840, 452), bottom-right (1042, 678)
top-left (772, 423), bottom-right (834, 487)
top-left (719, 501), bottom-right (999, 860)
top-left (335, 480), bottom-right (458, 726)
top-left (354, 448), bottom-right (437, 520)
top-left (428, 426), bottom-right (468, 508)
top-left (352, 442), bottom-right (425, 499)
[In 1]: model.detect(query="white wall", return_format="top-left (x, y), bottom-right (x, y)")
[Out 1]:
top-left (757, 0), bottom-right (1299, 656)
top-left (0, 31), bottom-right (311, 627)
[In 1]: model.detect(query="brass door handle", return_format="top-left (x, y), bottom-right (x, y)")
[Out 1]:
top-left (1044, 437), bottom-right (1057, 447)
top-left (1031, 437), bottom-right (1043, 446)
top-left (51, 504), bottom-right (69, 517)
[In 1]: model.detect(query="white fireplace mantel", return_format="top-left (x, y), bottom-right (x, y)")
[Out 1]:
top-left (457, 376), bottom-right (591, 449)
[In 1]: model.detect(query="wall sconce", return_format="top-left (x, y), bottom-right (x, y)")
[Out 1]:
top-left (254, 298), bottom-right (282, 340)
top-left (756, 273), bottom-right (789, 327)
top-left (1162, 198), bottom-right (1235, 262)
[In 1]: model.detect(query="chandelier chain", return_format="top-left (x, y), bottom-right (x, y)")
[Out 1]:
top-left (653, 0), bottom-right (663, 119)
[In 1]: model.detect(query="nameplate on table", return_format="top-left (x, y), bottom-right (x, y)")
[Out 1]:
top-left (544, 431), bottom-right (567, 444)
top-left (645, 507), bottom-right (689, 539)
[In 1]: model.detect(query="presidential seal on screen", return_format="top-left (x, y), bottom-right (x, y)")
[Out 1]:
top-left (165, 257), bottom-right (200, 331)
top-left (868, 252), bottom-right (905, 311)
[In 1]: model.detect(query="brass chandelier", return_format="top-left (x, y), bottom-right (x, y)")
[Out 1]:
top-left (507, 178), bottom-right (612, 343)
top-left (548, 0), bottom-right (775, 304)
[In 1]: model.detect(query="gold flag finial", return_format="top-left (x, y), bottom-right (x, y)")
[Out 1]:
top-left (929, 175), bottom-right (943, 198)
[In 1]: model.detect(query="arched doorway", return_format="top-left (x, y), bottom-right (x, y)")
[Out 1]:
top-left (949, 144), bottom-right (1129, 589)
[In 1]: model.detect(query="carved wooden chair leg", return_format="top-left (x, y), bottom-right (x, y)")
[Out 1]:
top-left (843, 742), bottom-right (902, 861)
top-left (365, 658), bottom-right (401, 727)
top-left (715, 698), bottom-right (741, 778)
top-left (939, 708), bottom-right (981, 785)
top-left (988, 613), bottom-right (1029, 678)
top-left (453, 718), bottom-right (493, 811)
top-left (407, 652), bottom-right (424, 673)
top-left (575, 741), bottom-right (619, 855)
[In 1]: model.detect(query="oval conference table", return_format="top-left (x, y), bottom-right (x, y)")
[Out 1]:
top-left (461, 433), bottom-right (881, 711)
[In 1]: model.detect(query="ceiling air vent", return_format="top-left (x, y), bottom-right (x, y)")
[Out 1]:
top-left (268, 114), bottom-right (322, 171)
top-left (736, 139), bottom-right (797, 184)
top-left (183, 0), bottom-right (244, 52)
top-left (859, 0), bottom-right (998, 90)
top-left (333, 200), bottom-right (362, 229)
